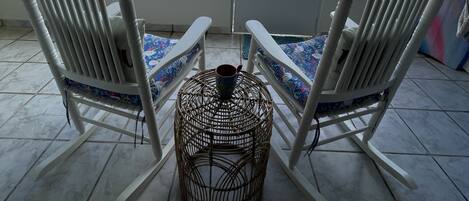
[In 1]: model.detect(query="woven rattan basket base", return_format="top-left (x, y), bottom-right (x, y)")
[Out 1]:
top-left (175, 70), bottom-right (273, 201)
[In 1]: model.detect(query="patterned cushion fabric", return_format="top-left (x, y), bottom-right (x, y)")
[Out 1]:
top-left (260, 35), bottom-right (381, 114)
top-left (65, 34), bottom-right (199, 106)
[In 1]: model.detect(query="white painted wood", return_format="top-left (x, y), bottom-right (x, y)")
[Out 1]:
top-left (80, 116), bottom-right (151, 143)
top-left (197, 34), bottom-right (206, 71)
top-left (330, 11), bottom-right (358, 29)
top-left (246, 36), bottom-right (258, 73)
top-left (71, 0), bottom-right (103, 80)
top-left (30, 110), bottom-right (109, 179)
top-left (246, 0), bottom-right (443, 200)
top-left (309, 106), bottom-right (379, 130)
top-left (288, 0), bottom-right (353, 168)
top-left (116, 139), bottom-right (175, 201)
top-left (98, 0), bottom-right (126, 83)
top-left (82, 0), bottom-right (112, 81)
top-left (245, 21), bottom-right (313, 87)
top-left (148, 17), bottom-right (211, 77)
top-left (23, 0), bottom-right (211, 200)
top-left (271, 142), bottom-right (327, 201)
top-left (106, 2), bottom-right (121, 17)
top-left (70, 96), bottom-right (141, 120)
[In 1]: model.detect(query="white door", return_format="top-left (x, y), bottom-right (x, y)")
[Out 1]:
top-left (234, 0), bottom-right (366, 35)
top-left (234, 0), bottom-right (322, 35)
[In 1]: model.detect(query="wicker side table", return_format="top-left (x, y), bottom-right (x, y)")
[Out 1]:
top-left (175, 70), bottom-right (273, 201)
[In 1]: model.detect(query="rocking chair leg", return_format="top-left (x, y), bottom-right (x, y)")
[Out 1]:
top-left (140, 97), bottom-right (163, 161)
top-left (246, 38), bottom-right (258, 74)
top-left (271, 142), bottom-right (327, 201)
top-left (66, 92), bottom-right (85, 134)
top-left (339, 121), bottom-right (417, 189)
top-left (30, 110), bottom-right (109, 179)
top-left (116, 139), bottom-right (175, 201)
top-left (198, 36), bottom-right (206, 71)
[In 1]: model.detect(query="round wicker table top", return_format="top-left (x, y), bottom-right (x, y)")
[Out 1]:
top-left (176, 70), bottom-right (273, 135)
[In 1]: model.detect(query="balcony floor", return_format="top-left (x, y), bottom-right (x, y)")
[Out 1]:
top-left (1, 27), bottom-right (469, 201)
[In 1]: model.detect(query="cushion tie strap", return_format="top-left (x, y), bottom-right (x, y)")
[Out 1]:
top-left (133, 109), bottom-right (146, 147)
top-left (140, 116), bottom-right (145, 145)
top-left (62, 90), bottom-right (71, 127)
top-left (134, 109), bottom-right (143, 148)
top-left (305, 114), bottom-right (321, 157)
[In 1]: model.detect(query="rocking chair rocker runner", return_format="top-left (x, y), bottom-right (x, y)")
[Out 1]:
top-left (22, 0), bottom-right (211, 200)
top-left (246, 0), bottom-right (443, 200)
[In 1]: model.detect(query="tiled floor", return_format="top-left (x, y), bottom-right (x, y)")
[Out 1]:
top-left (1, 26), bottom-right (469, 201)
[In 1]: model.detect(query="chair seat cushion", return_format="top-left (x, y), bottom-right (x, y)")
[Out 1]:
top-left (260, 35), bottom-right (380, 114)
top-left (65, 34), bottom-right (199, 106)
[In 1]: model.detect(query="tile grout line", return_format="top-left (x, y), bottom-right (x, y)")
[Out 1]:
top-left (85, 142), bottom-right (120, 201)
top-left (408, 79), bottom-right (443, 111)
top-left (85, 119), bottom-right (134, 201)
top-left (405, 79), bottom-right (469, 137)
top-left (25, 51), bottom-right (44, 63)
top-left (166, 160), bottom-right (179, 201)
top-left (390, 106), bottom-right (469, 113)
top-left (393, 109), bottom-right (432, 155)
top-left (0, 29), bottom-right (38, 64)
top-left (3, 92), bottom-right (71, 200)
top-left (0, 93), bottom-right (36, 129)
top-left (0, 40), bottom-right (15, 51)
top-left (445, 112), bottom-right (469, 137)
top-left (389, 108), bottom-right (469, 199)
top-left (420, 57), bottom-right (451, 80)
top-left (306, 155), bottom-right (323, 195)
top-left (456, 81), bottom-right (469, 94)
top-left (372, 162), bottom-right (399, 201)
top-left (0, 62), bottom-right (27, 82)
top-left (0, 136), bottom-right (171, 146)
top-left (3, 139), bottom-right (56, 201)
top-left (0, 43), bottom-right (56, 129)
top-left (431, 156), bottom-right (469, 201)
top-left (424, 57), bottom-right (469, 82)
top-left (3, 131), bottom-right (469, 157)
top-left (3, 27), bottom-right (469, 199)
top-left (411, 62), bottom-right (469, 105)
top-left (0, 29), bottom-right (45, 129)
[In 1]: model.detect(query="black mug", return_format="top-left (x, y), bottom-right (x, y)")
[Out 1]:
top-left (215, 64), bottom-right (243, 100)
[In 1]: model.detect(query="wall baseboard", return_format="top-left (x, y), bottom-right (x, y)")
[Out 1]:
top-left (0, 19), bottom-right (231, 34)
top-left (1, 19), bottom-right (32, 28)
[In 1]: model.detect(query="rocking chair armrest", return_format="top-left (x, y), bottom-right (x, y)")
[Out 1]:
top-left (106, 2), bottom-right (121, 17)
top-left (148, 16), bottom-right (212, 78)
top-left (330, 11), bottom-right (358, 29)
top-left (245, 20), bottom-right (313, 87)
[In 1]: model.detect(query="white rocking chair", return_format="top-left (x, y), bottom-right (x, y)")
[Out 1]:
top-left (245, 0), bottom-right (442, 200)
top-left (22, 0), bottom-right (211, 200)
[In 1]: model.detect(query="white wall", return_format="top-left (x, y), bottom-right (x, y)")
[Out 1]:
top-left (317, 0), bottom-right (366, 33)
top-left (234, 0), bottom-right (366, 35)
top-left (0, 0), bottom-right (29, 20)
top-left (234, 0), bottom-right (321, 35)
top-left (134, 0), bottom-right (231, 28)
top-left (0, 0), bottom-right (365, 34)
top-left (0, 0), bottom-right (232, 28)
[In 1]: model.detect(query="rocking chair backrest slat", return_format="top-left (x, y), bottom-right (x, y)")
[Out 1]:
top-left (71, 0), bottom-right (104, 80)
top-left (381, 0), bottom-right (427, 83)
top-left (60, 0), bottom-right (96, 78)
top-left (38, 0), bottom-right (127, 84)
top-left (334, 0), bottom-right (428, 93)
top-left (43, 0), bottom-right (79, 73)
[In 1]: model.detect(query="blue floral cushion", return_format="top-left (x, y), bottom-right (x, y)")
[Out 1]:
top-left (260, 35), bottom-right (381, 114)
top-left (65, 34), bottom-right (199, 106)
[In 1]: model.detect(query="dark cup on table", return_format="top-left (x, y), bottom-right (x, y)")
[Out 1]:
top-left (215, 64), bottom-right (243, 100)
